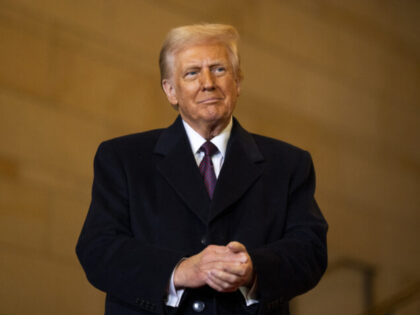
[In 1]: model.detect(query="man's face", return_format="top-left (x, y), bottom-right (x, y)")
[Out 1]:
top-left (163, 42), bottom-right (240, 134)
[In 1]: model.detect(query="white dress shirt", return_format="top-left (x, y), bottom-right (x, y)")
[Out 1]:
top-left (166, 118), bottom-right (258, 307)
top-left (183, 118), bottom-right (231, 177)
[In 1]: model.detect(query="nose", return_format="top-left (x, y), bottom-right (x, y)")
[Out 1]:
top-left (200, 68), bottom-right (215, 91)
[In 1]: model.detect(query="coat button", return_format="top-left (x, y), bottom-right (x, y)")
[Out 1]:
top-left (200, 236), bottom-right (207, 245)
top-left (192, 300), bottom-right (205, 312)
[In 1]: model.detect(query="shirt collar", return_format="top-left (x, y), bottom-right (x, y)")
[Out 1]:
top-left (182, 118), bottom-right (232, 158)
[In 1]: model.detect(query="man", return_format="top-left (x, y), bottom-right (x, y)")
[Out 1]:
top-left (76, 24), bottom-right (328, 315)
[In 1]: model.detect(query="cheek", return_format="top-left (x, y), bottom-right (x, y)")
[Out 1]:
top-left (177, 84), bottom-right (199, 100)
top-left (223, 77), bottom-right (238, 95)
top-left (226, 85), bottom-right (239, 103)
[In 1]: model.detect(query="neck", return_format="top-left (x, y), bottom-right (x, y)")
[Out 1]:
top-left (202, 124), bottom-right (227, 140)
top-left (196, 120), bottom-right (229, 140)
top-left (187, 119), bottom-right (230, 140)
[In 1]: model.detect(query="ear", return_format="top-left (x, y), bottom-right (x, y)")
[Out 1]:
top-left (162, 79), bottom-right (178, 105)
top-left (236, 79), bottom-right (241, 96)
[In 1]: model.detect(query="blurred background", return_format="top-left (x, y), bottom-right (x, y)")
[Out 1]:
top-left (0, 0), bottom-right (419, 314)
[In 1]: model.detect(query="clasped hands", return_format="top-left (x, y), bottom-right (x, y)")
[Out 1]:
top-left (173, 241), bottom-right (254, 292)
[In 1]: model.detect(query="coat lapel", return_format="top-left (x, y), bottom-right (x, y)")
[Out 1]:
top-left (154, 116), bottom-right (211, 223)
top-left (209, 119), bottom-right (265, 222)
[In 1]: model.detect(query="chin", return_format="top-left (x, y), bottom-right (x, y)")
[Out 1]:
top-left (204, 106), bottom-right (228, 118)
top-left (201, 111), bottom-right (224, 121)
top-left (204, 114), bottom-right (230, 127)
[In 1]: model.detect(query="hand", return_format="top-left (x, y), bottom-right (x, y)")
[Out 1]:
top-left (173, 244), bottom-right (246, 289)
top-left (173, 241), bottom-right (254, 293)
top-left (206, 241), bottom-right (254, 292)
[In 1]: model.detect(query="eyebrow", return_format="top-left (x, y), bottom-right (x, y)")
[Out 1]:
top-left (182, 61), bottom-right (226, 70)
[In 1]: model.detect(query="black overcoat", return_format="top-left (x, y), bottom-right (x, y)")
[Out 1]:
top-left (76, 116), bottom-right (328, 314)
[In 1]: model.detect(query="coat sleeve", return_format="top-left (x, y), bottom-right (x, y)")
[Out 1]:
top-left (76, 141), bottom-right (186, 314)
top-left (249, 150), bottom-right (328, 308)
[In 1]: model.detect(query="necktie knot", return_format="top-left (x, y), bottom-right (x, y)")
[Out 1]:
top-left (199, 141), bottom-right (219, 157)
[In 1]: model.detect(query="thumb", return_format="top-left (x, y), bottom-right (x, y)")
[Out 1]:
top-left (227, 241), bottom-right (246, 253)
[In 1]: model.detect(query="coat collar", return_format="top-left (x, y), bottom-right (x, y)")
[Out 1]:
top-left (209, 117), bottom-right (265, 221)
top-left (154, 116), bottom-right (265, 223)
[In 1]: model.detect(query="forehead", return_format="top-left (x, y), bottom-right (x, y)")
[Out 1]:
top-left (174, 43), bottom-right (230, 68)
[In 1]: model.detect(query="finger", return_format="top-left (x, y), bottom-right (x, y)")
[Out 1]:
top-left (201, 251), bottom-right (246, 265)
top-left (205, 277), bottom-right (224, 292)
top-left (205, 244), bottom-right (230, 254)
top-left (209, 269), bottom-right (241, 285)
top-left (219, 262), bottom-right (247, 277)
top-left (200, 260), bottom-right (245, 274)
top-left (207, 271), bottom-right (239, 292)
top-left (206, 276), bottom-right (236, 292)
top-left (206, 260), bottom-right (253, 287)
top-left (201, 245), bottom-right (232, 259)
top-left (202, 260), bottom-right (245, 275)
top-left (227, 241), bottom-right (246, 253)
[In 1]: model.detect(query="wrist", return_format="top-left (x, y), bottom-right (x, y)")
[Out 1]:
top-left (244, 269), bottom-right (256, 288)
top-left (173, 259), bottom-right (187, 289)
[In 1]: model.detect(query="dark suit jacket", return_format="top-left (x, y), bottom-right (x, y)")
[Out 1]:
top-left (76, 116), bottom-right (328, 315)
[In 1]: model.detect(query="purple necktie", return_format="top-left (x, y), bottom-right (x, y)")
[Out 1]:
top-left (198, 141), bottom-right (219, 199)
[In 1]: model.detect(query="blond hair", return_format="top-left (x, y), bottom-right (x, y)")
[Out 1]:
top-left (159, 23), bottom-right (242, 84)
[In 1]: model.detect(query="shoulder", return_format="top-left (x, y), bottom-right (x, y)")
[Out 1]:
top-left (248, 133), bottom-right (315, 190)
top-left (251, 133), bottom-right (310, 159)
top-left (246, 132), bottom-right (314, 178)
top-left (103, 128), bottom-right (163, 147)
top-left (233, 118), bottom-right (309, 163)
top-left (96, 128), bottom-right (164, 159)
top-left (232, 118), bottom-right (313, 171)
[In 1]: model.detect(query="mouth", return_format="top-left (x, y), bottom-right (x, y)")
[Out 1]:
top-left (197, 97), bottom-right (223, 104)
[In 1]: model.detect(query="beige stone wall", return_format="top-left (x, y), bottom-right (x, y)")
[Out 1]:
top-left (0, 0), bottom-right (418, 314)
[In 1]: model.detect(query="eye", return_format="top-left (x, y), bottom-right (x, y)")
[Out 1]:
top-left (184, 69), bottom-right (199, 79)
top-left (213, 66), bottom-right (226, 75)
